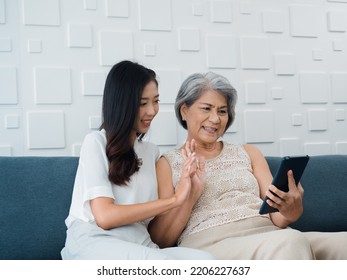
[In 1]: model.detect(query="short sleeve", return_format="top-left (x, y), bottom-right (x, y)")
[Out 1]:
top-left (79, 132), bottom-right (114, 202)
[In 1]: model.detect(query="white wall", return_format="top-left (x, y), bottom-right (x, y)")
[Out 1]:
top-left (1, 0), bottom-right (347, 157)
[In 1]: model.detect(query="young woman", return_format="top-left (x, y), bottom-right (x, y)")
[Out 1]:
top-left (61, 61), bottom-right (215, 260)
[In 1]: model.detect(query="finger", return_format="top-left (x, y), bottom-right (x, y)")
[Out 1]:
top-left (297, 182), bottom-right (304, 196)
top-left (287, 170), bottom-right (297, 191)
top-left (197, 156), bottom-right (205, 172)
top-left (185, 140), bottom-right (193, 156)
top-left (180, 146), bottom-right (187, 160)
top-left (190, 139), bottom-right (196, 153)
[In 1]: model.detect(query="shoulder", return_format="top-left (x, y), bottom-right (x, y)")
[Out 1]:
top-left (83, 130), bottom-right (106, 144)
top-left (81, 130), bottom-right (106, 153)
top-left (242, 143), bottom-right (267, 167)
top-left (138, 140), bottom-right (160, 160)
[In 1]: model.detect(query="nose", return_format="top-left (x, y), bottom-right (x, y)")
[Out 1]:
top-left (209, 110), bottom-right (220, 123)
top-left (146, 103), bottom-right (157, 116)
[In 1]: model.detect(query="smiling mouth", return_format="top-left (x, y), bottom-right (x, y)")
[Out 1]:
top-left (143, 120), bottom-right (152, 127)
top-left (203, 126), bottom-right (218, 134)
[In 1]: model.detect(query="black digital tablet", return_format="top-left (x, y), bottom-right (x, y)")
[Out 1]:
top-left (259, 155), bottom-right (310, 215)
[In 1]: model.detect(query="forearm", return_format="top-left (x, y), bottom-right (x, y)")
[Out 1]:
top-left (270, 211), bottom-right (301, 228)
top-left (91, 196), bottom-right (178, 230)
top-left (149, 201), bottom-right (194, 248)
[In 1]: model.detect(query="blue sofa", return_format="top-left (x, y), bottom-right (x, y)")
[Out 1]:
top-left (1, 155), bottom-right (346, 260)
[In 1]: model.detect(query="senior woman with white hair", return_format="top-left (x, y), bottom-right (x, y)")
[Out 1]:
top-left (149, 71), bottom-right (347, 260)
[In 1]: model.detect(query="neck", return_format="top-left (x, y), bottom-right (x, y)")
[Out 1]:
top-left (194, 140), bottom-right (222, 158)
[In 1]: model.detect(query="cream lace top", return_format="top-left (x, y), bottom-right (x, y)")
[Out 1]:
top-left (163, 142), bottom-right (265, 244)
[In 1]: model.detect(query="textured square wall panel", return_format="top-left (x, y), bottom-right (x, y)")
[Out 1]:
top-left (240, 36), bottom-right (271, 69)
top-left (149, 111), bottom-right (177, 146)
top-left (0, 0), bottom-right (5, 23)
top-left (0, 66), bottom-right (18, 104)
top-left (99, 31), bottom-right (133, 66)
top-left (34, 67), bottom-right (72, 104)
top-left (245, 81), bottom-right (267, 104)
top-left (27, 111), bottom-right (65, 149)
top-left (206, 35), bottom-right (237, 68)
top-left (22, 0), bottom-right (60, 26)
top-left (139, 0), bottom-right (171, 31)
top-left (299, 72), bottom-right (329, 104)
top-left (289, 5), bottom-right (320, 37)
top-left (106, 0), bottom-right (128, 18)
top-left (308, 109), bottom-right (328, 131)
top-left (327, 11), bottom-right (347, 32)
top-left (178, 28), bottom-right (200, 51)
top-left (274, 53), bottom-right (296, 76)
top-left (244, 110), bottom-right (275, 143)
top-left (330, 73), bottom-right (347, 103)
top-left (67, 24), bottom-right (93, 48)
top-left (304, 142), bottom-right (331, 155)
top-left (82, 71), bottom-right (106, 96)
top-left (84, 0), bottom-right (97, 10)
top-left (279, 138), bottom-right (301, 156)
top-left (156, 69), bottom-right (181, 104)
top-left (262, 11), bottom-right (284, 33)
top-left (0, 38), bottom-right (11, 52)
top-left (210, 0), bottom-right (232, 23)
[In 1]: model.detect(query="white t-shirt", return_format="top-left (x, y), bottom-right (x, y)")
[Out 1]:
top-left (65, 130), bottom-right (160, 228)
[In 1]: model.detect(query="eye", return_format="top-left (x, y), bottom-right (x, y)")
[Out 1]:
top-left (201, 107), bottom-right (210, 111)
top-left (219, 109), bottom-right (228, 115)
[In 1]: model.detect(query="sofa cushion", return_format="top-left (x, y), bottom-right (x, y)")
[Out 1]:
top-left (266, 155), bottom-right (347, 232)
top-left (0, 156), bottom-right (79, 260)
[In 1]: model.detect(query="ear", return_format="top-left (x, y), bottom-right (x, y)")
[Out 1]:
top-left (180, 103), bottom-right (188, 121)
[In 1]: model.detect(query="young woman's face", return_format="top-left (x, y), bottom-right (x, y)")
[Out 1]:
top-left (181, 90), bottom-right (229, 144)
top-left (133, 80), bottom-right (159, 135)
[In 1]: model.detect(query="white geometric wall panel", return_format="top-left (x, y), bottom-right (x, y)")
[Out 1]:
top-left (0, 0), bottom-right (5, 24)
top-left (82, 71), bottom-right (107, 96)
top-left (240, 36), bottom-right (271, 69)
top-left (262, 11), bottom-right (285, 33)
top-left (0, 38), bottom-right (11, 52)
top-left (27, 111), bottom-right (65, 149)
top-left (206, 35), bottom-right (238, 69)
top-left (245, 81), bottom-right (267, 104)
top-left (330, 73), bottom-right (347, 103)
top-left (34, 67), bottom-right (72, 104)
top-left (68, 24), bottom-right (93, 48)
top-left (99, 31), bottom-right (133, 66)
top-left (244, 110), bottom-right (275, 143)
top-left (1, 0), bottom-right (347, 157)
top-left (304, 142), bottom-right (331, 156)
top-left (210, 0), bottom-right (232, 23)
top-left (156, 69), bottom-right (182, 104)
top-left (138, 0), bottom-right (171, 31)
top-left (308, 109), bottom-right (328, 131)
top-left (327, 11), bottom-right (347, 32)
top-left (274, 53), bottom-right (296, 76)
top-left (289, 5), bottom-right (320, 38)
top-left (279, 138), bottom-right (302, 157)
top-left (336, 142), bottom-right (347, 154)
top-left (178, 28), bottom-right (200, 51)
top-left (22, 0), bottom-right (60, 26)
top-left (0, 66), bottom-right (17, 104)
top-left (106, 0), bottom-right (129, 18)
top-left (148, 111), bottom-right (177, 146)
top-left (299, 72), bottom-right (329, 104)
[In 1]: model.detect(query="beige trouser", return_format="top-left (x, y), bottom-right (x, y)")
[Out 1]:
top-left (179, 216), bottom-right (347, 260)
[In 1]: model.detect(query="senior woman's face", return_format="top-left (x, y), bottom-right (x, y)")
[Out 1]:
top-left (181, 90), bottom-right (229, 144)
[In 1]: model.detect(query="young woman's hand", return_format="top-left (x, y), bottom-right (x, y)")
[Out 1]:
top-left (173, 141), bottom-right (197, 206)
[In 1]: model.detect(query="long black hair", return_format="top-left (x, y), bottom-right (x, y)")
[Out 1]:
top-left (100, 60), bottom-right (157, 186)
